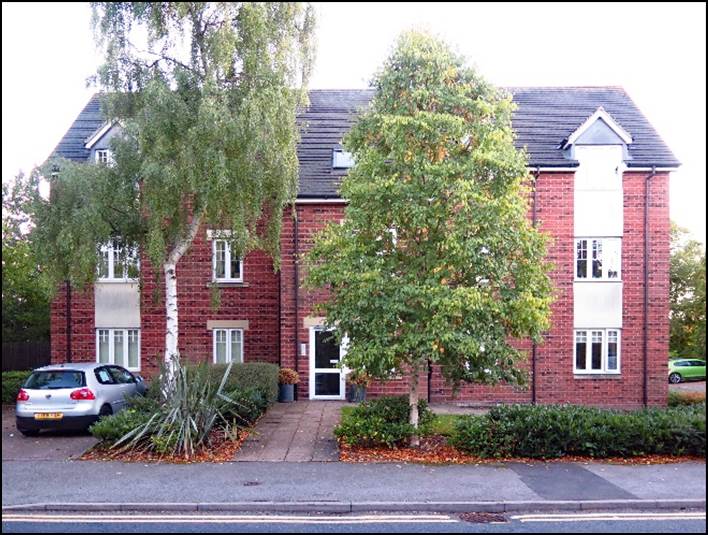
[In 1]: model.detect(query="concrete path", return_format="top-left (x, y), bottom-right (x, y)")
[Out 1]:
top-left (234, 401), bottom-right (350, 462)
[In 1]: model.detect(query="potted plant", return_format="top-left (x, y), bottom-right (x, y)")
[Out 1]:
top-left (278, 368), bottom-right (299, 402)
top-left (346, 369), bottom-right (371, 402)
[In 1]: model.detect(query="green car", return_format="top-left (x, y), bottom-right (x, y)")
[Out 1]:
top-left (668, 358), bottom-right (706, 384)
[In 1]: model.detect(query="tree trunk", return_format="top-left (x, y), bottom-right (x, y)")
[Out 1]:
top-left (161, 211), bottom-right (204, 392)
top-left (164, 262), bottom-right (179, 386)
top-left (409, 368), bottom-right (420, 448)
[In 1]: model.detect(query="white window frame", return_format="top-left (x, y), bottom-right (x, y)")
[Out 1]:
top-left (98, 239), bottom-right (139, 282)
top-left (211, 239), bottom-right (244, 282)
top-left (212, 328), bottom-right (244, 364)
top-left (96, 328), bottom-right (141, 371)
top-left (95, 149), bottom-right (114, 166)
top-left (575, 238), bottom-right (621, 281)
top-left (574, 328), bottom-right (621, 374)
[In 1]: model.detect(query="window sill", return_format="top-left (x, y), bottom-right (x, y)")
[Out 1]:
top-left (574, 373), bottom-right (622, 379)
top-left (573, 279), bottom-right (623, 283)
top-left (208, 281), bottom-right (249, 288)
top-left (96, 279), bottom-right (139, 284)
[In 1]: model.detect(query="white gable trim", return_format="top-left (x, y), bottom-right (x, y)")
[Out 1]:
top-left (84, 122), bottom-right (115, 149)
top-left (564, 107), bottom-right (633, 148)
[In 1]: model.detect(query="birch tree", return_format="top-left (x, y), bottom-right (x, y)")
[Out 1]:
top-left (305, 31), bottom-right (553, 446)
top-left (26, 2), bottom-right (315, 379)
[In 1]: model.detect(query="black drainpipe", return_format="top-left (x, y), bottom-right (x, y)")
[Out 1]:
top-left (531, 167), bottom-right (540, 404)
top-left (293, 207), bottom-right (300, 401)
top-left (427, 359), bottom-right (432, 403)
top-left (66, 281), bottom-right (72, 363)
top-left (643, 166), bottom-right (657, 407)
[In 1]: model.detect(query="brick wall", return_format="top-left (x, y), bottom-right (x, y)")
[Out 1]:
top-left (49, 171), bottom-right (670, 407)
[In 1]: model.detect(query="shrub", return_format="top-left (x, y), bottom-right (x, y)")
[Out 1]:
top-left (114, 359), bottom-right (243, 457)
top-left (223, 386), bottom-right (270, 426)
top-left (449, 403), bottom-right (706, 458)
top-left (335, 395), bottom-right (435, 447)
top-left (90, 407), bottom-right (154, 443)
top-left (2, 371), bottom-right (32, 404)
top-left (207, 362), bottom-right (279, 405)
top-left (668, 390), bottom-right (706, 407)
top-left (278, 368), bottom-right (300, 385)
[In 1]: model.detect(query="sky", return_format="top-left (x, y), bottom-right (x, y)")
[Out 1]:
top-left (2, 2), bottom-right (706, 244)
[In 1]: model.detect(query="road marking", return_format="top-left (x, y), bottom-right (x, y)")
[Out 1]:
top-left (512, 512), bottom-right (706, 523)
top-left (1, 513), bottom-right (458, 524)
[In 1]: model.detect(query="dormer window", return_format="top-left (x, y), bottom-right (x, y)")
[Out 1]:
top-left (332, 149), bottom-right (354, 169)
top-left (95, 149), bottom-right (113, 166)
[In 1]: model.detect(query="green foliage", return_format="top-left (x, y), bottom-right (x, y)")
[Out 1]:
top-left (22, 3), bottom-right (316, 367)
top-left (670, 223), bottom-right (706, 358)
top-left (304, 31), bottom-right (552, 416)
top-left (2, 179), bottom-right (51, 341)
top-left (89, 407), bottom-right (153, 443)
top-left (206, 362), bottom-right (279, 405)
top-left (113, 358), bottom-right (241, 458)
top-left (449, 403), bottom-right (706, 458)
top-left (2, 371), bottom-right (32, 404)
top-left (335, 395), bottom-right (435, 447)
top-left (668, 390), bottom-right (706, 407)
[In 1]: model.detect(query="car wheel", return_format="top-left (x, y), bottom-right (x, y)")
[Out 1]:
top-left (99, 404), bottom-right (113, 418)
top-left (19, 429), bottom-right (40, 437)
top-left (669, 372), bottom-right (682, 384)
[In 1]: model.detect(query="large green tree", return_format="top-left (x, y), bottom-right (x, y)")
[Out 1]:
top-left (25, 2), bottom-right (315, 374)
top-left (2, 178), bottom-right (51, 342)
top-left (670, 223), bottom-right (706, 358)
top-left (305, 32), bottom-right (552, 446)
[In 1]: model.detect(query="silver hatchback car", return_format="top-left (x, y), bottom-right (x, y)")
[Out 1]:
top-left (15, 362), bottom-right (147, 436)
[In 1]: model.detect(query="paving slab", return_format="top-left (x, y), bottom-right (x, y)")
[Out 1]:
top-left (234, 401), bottom-right (350, 462)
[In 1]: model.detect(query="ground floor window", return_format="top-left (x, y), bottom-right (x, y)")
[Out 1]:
top-left (213, 329), bottom-right (243, 364)
top-left (574, 328), bottom-right (620, 374)
top-left (96, 329), bottom-right (140, 371)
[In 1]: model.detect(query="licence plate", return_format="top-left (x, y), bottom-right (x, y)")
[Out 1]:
top-left (34, 412), bottom-right (63, 420)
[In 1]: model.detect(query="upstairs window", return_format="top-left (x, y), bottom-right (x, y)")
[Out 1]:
top-left (575, 238), bottom-right (621, 281)
top-left (98, 239), bottom-right (139, 281)
top-left (95, 149), bottom-right (114, 166)
top-left (332, 149), bottom-right (355, 169)
top-left (212, 239), bottom-right (243, 282)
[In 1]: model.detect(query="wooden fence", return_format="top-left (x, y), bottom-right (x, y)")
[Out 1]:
top-left (2, 341), bottom-right (51, 372)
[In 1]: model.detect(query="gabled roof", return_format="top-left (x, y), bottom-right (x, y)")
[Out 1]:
top-left (562, 106), bottom-right (633, 148)
top-left (50, 87), bottom-right (681, 198)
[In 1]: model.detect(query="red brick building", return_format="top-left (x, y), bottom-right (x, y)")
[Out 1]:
top-left (50, 88), bottom-right (679, 408)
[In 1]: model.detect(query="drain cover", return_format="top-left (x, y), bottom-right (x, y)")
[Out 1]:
top-left (243, 481), bottom-right (262, 487)
top-left (458, 512), bottom-right (507, 523)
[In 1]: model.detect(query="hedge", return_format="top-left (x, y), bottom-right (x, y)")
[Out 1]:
top-left (448, 403), bottom-right (706, 458)
top-left (206, 362), bottom-right (279, 406)
top-left (335, 395), bottom-right (435, 447)
top-left (2, 371), bottom-right (32, 404)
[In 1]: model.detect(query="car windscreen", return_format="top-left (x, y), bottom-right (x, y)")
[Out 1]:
top-left (23, 370), bottom-right (86, 390)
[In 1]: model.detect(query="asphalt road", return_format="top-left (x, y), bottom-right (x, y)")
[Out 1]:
top-left (2, 511), bottom-right (706, 533)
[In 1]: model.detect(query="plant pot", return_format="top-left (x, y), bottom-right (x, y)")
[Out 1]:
top-left (347, 384), bottom-right (366, 403)
top-left (278, 383), bottom-right (295, 403)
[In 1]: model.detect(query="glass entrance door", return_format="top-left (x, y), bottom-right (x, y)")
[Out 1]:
top-left (309, 327), bottom-right (345, 399)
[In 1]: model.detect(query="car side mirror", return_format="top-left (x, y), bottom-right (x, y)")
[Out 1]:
top-left (135, 375), bottom-right (144, 383)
